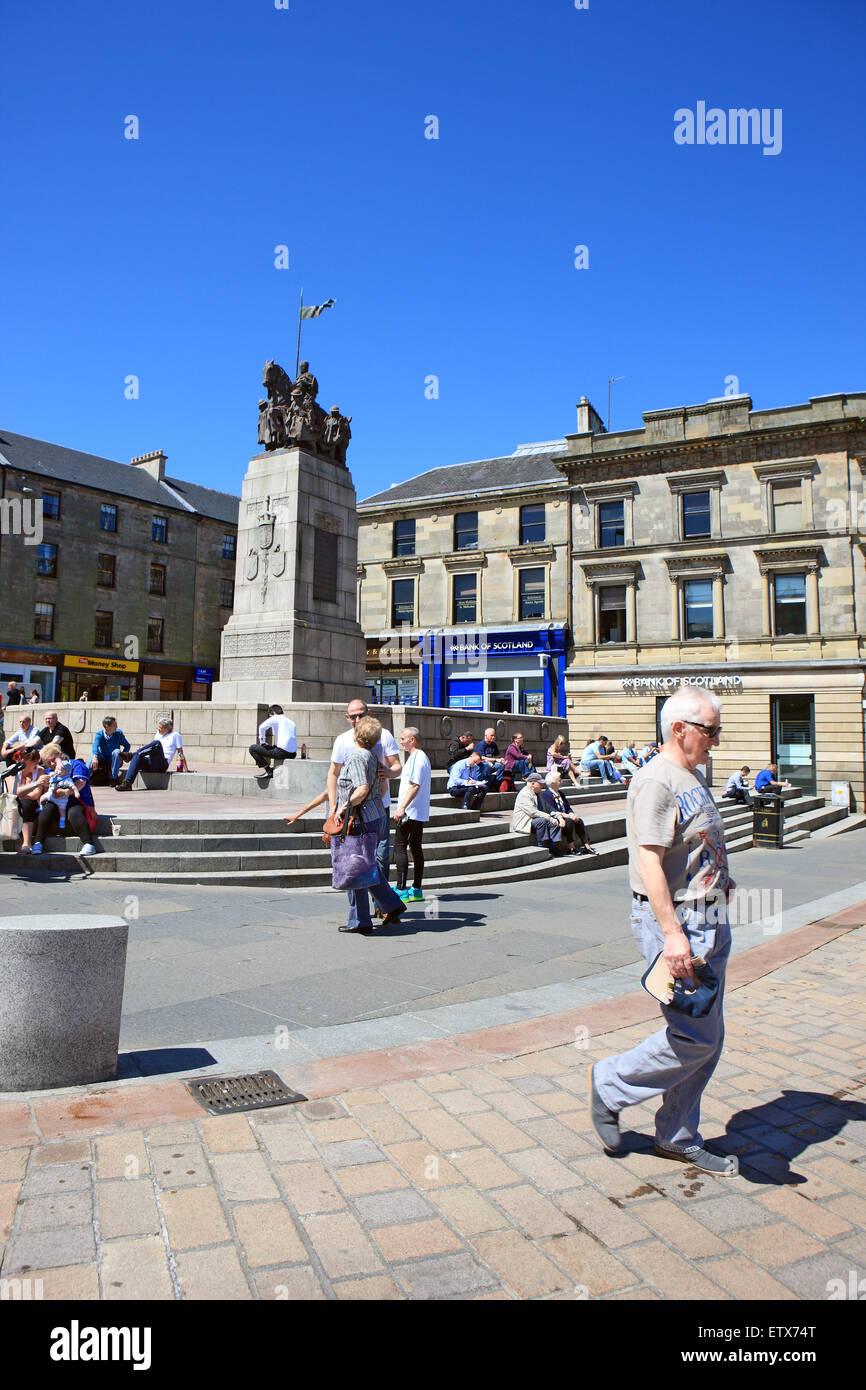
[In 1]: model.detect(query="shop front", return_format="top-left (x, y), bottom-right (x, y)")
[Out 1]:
top-left (140, 660), bottom-right (203, 702)
top-left (61, 653), bottom-right (140, 701)
top-left (423, 627), bottom-right (568, 717)
top-left (364, 637), bottom-right (422, 706)
top-left (0, 646), bottom-right (60, 702)
top-left (565, 663), bottom-right (866, 806)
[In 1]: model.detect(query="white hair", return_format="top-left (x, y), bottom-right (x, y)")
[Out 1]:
top-left (659, 689), bottom-right (721, 743)
top-left (545, 769), bottom-right (561, 786)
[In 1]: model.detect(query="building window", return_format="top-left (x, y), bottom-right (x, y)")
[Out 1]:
top-left (518, 567), bottom-right (545, 620)
top-left (683, 579), bottom-right (714, 640)
top-left (34, 603), bottom-right (54, 640)
top-left (598, 585), bottom-right (627, 643)
top-left (598, 501), bottom-right (625, 549)
top-left (100, 503), bottom-right (117, 532)
top-left (97, 554), bottom-right (116, 587)
top-left (147, 617), bottom-right (165, 652)
top-left (682, 491), bottom-right (711, 539)
top-left (391, 578), bottom-right (415, 626)
top-left (772, 481), bottom-right (803, 533)
top-left (37, 543), bottom-right (57, 577)
top-left (520, 504), bottom-right (545, 545)
top-left (393, 519), bottom-right (415, 557)
top-left (221, 534), bottom-right (236, 560)
top-left (152, 515), bottom-right (168, 544)
top-left (42, 491), bottom-right (60, 521)
top-left (94, 611), bottom-right (114, 648)
top-left (453, 573), bottom-right (477, 624)
top-left (454, 511), bottom-right (478, 550)
top-left (220, 578), bottom-right (235, 608)
top-left (149, 563), bottom-right (166, 596)
top-left (313, 529), bottom-right (338, 602)
top-left (773, 572), bottom-right (807, 635)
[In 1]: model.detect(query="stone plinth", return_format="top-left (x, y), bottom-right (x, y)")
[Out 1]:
top-left (0, 916), bottom-right (128, 1091)
top-left (213, 446), bottom-right (366, 704)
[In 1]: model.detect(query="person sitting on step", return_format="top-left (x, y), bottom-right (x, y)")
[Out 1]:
top-left (540, 770), bottom-right (597, 855)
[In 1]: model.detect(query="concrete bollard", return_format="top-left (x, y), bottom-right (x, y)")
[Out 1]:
top-left (0, 916), bottom-right (129, 1092)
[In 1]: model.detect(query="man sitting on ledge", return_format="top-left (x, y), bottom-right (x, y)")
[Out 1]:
top-left (116, 718), bottom-right (183, 791)
top-left (249, 704), bottom-right (298, 783)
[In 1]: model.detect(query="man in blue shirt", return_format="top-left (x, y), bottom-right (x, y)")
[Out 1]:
top-left (754, 763), bottom-right (789, 795)
top-left (446, 750), bottom-right (488, 810)
top-left (90, 715), bottom-right (131, 786)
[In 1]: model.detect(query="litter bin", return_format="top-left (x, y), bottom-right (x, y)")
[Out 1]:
top-left (752, 793), bottom-right (784, 848)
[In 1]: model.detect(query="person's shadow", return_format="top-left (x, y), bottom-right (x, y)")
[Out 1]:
top-left (713, 1090), bottom-right (866, 1185)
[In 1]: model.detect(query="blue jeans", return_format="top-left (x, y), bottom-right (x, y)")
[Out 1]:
top-left (346, 814), bottom-right (405, 928)
top-left (96, 748), bottom-right (127, 780)
top-left (510, 757), bottom-right (533, 778)
top-left (581, 757), bottom-right (622, 784)
top-left (594, 899), bottom-right (731, 1149)
top-left (124, 740), bottom-right (167, 786)
top-left (448, 784), bottom-right (486, 810)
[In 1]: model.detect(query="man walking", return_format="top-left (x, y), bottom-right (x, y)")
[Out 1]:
top-left (249, 704), bottom-right (298, 782)
top-left (393, 726), bottom-right (431, 902)
top-left (588, 689), bottom-right (738, 1176)
top-left (446, 749), bottom-right (488, 810)
top-left (327, 698), bottom-right (401, 880)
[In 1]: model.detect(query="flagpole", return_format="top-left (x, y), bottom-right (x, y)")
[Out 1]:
top-left (295, 288), bottom-right (304, 377)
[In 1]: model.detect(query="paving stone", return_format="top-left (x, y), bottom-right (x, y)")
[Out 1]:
top-left (6, 1224), bottom-right (95, 1273)
top-left (555, 1187), bottom-right (650, 1248)
top-left (21, 1164), bottom-right (92, 1196)
top-left (96, 1180), bottom-right (161, 1239)
top-left (233, 1202), bottom-right (308, 1267)
top-left (333, 1275), bottom-right (405, 1299)
top-left (199, 1115), bottom-right (258, 1153)
top-left (755, 1187), bottom-right (853, 1237)
top-left (381, 1080), bottom-right (441, 1111)
top-left (304, 1118), bottom-right (367, 1144)
top-left (302, 1211), bottom-right (384, 1279)
top-left (151, 1143), bottom-right (211, 1190)
top-left (101, 1236), bottom-right (174, 1300)
top-left (622, 1240), bottom-right (731, 1300)
top-left (419, 1073), bottom-right (468, 1094)
top-left (296, 1099), bottom-right (347, 1121)
top-left (402, 1109), bottom-right (479, 1152)
top-left (176, 1245), bottom-right (252, 1300)
top-left (701, 1253), bottom-right (800, 1300)
top-left (727, 1221), bottom-right (827, 1268)
top-left (0, 1149), bottom-right (30, 1182)
top-left (448, 1148), bottom-right (521, 1191)
top-left (687, 1193), bottom-right (783, 1235)
top-left (539, 1232), bottom-right (644, 1296)
top-left (507, 1148), bottom-right (583, 1194)
top-left (345, 1104), bottom-right (420, 1145)
top-left (340, 1088), bottom-right (390, 1107)
top-left (461, 1112), bottom-right (536, 1153)
top-left (0, 1182), bottom-right (21, 1241)
top-left (318, 1139), bottom-right (387, 1170)
top-left (371, 1218), bottom-right (463, 1262)
top-left (471, 1230), bottom-right (571, 1298)
top-left (521, 1117), bottom-right (594, 1161)
top-left (392, 1251), bottom-right (501, 1300)
top-left (335, 1162), bottom-right (411, 1196)
top-left (254, 1120), bottom-right (318, 1164)
top-left (488, 1092), bottom-right (547, 1122)
top-left (147, 1122), bottom-right (200, 1146)
top-left (31, 1140), bottom-right (92, 1168)
top-left (94, 1133), bottom-right (150, 1181)
top-left (628, 1198), bottom-right (731, 1258)
top-left (254, 1265), bottom-right (326, 1300)
top-left (490, 1184), bottom-right (574, 1239)
top-left (426, 1186), bottom-right (507, 1238)
top-left (210, 1152), bottom-right (280, 1201)
top-left (351, 1190), bottom-right (436, 1227)
top-left (510, 1075), bottom-right (559, 1096)
top-left (385, 1143), bottom-right (466, 1189)
top-left (825, 1192), bottom-right (866, 1227)
top-left (276, 1161), bottom-right (347, 1214)
top-left (159, 1185), bottom-right (232, 1250)
top-left (452, 1067), bottom-right (513, 1096)
top-left (8, 1263), bottom-right (99, 1300)
top-left (432, 1090), bottom-right (492, 1116)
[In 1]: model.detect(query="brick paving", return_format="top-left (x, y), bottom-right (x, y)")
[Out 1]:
top-left (0, 920), bottom-right (864, 1300)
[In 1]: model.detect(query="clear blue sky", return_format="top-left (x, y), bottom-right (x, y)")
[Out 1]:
top-left (2, 0), bottom-right (864, 503)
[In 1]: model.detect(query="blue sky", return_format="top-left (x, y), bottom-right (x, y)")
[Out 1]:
top-left (2, 0), bottom-right (864, 503)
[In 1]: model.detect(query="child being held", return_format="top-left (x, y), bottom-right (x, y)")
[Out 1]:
top-left (40, 760), bottom-right (78, 829)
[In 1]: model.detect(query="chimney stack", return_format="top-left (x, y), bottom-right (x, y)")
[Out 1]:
top-left (130, 450), bottom-right (166, 481)
top-left (575, 397), bottom-right (606, 435)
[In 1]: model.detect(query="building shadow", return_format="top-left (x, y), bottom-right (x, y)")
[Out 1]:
top-left (117, 1047), bottom-right (217, 1079)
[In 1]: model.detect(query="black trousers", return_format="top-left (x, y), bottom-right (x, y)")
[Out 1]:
top-left (393, 818), bottom-right (426, 889)
top-left (35, 801), bottom-right (93, 846)
top-left (248, 744), bottom-right (297, 771)
top-left (562, 816), bottom-right (588, 848)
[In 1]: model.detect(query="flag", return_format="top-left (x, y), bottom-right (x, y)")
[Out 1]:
top-left (300, 298), bottom-right (336, 319)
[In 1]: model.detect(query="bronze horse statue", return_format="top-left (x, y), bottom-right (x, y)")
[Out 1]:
top-left (263, 360), bottom-right (294, 407)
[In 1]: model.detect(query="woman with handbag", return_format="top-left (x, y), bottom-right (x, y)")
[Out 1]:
top-left (4, 746), bottom-right (46, 851)
top-left (333, 715), bottom-right (407, 934)
top-left (31, 741), bottom-right (98, 856)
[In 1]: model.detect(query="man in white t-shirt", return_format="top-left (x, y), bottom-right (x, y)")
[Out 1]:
top-left (117, 718), bottom-right (183, 790)
top-left (327, 698), bottom-right (401, 878)
top-left (393, 726), bottom-right (432, 902)
top-left (249, 704), bottom-right (298, 782)
top-left (2, 713), bottom-right (42, 769)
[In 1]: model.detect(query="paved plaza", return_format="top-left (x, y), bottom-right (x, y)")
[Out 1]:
top-left (1, 830), bottom-right (865, 1300)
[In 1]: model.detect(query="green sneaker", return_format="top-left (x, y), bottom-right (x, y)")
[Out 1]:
top-left (395, 888), bottom-right (411, 901)
top-left (408, 888), bottom-right (424, 902)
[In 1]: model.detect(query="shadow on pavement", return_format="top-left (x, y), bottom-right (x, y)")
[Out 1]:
top-left (118, 1047), bottom-right (218, 1079)
top-left (383, 910), bottom-right (488, 937)
top-left (716, 1089), bottom-right (866, 1185)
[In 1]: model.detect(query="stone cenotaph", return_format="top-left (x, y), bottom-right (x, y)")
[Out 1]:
top-left (212, 360), bottom-right (366, 704)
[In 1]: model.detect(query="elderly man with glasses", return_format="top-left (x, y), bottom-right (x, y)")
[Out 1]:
top-left (587, 688), bottom-right (739, 1176)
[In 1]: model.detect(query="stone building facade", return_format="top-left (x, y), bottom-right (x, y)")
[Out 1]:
top-left (0, 431), bottom-right (239, 702)
top-left (359, 391), bottom-right (866, 805)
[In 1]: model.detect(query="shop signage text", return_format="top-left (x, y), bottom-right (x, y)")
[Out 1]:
top-left (194, 668), bottom-right (215, 684)
top-left (64, 654), bottom-right (140, 674)
top-left (622, 674), bottom-right (743, 692)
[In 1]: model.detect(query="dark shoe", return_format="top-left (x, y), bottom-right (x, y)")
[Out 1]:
top-left (653, 1144), bottom-right (739, 1176)
top-left (116, 781), bottom-right (132, 792)
top-left (339, 924), bottom-right (373, 934)
top-left (587, 1063), bottom-right (621, 1153)
top-left (380, 903), bottom-right (407, 927)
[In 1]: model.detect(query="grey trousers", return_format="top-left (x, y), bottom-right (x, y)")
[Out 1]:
top-left (594, 898), bottom-right (731, 1150)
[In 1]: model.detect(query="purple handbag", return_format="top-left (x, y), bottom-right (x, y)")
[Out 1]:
top-left (330, 827), bottom-right (379, 890)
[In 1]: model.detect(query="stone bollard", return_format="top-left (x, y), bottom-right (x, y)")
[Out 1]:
top-left (0, 916), bottom-right (129, 1092)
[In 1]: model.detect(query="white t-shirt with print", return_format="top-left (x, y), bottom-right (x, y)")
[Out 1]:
top-left (397, 749), bottom-right (432, 822)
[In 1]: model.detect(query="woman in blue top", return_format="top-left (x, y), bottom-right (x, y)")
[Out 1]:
top-left (334, 716), bottom-right (406, 934)
top-left (32, 741), bottom-right (97, 856)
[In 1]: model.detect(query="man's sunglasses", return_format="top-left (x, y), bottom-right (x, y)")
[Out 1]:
top-left (347, 712), bottom-right (364, 720)
top-left (682, 720), bottom-right (722, 738)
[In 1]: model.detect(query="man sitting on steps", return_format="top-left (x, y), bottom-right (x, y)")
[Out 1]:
top-left (249, 705), bottom-right (298, 783)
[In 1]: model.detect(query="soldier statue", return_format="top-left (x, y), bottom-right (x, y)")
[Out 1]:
top-left (323, 406), bottom-right (352, 465)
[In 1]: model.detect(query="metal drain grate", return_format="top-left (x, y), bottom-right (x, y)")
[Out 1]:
top-left (187, 1070), bottom-right (307, 1116)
